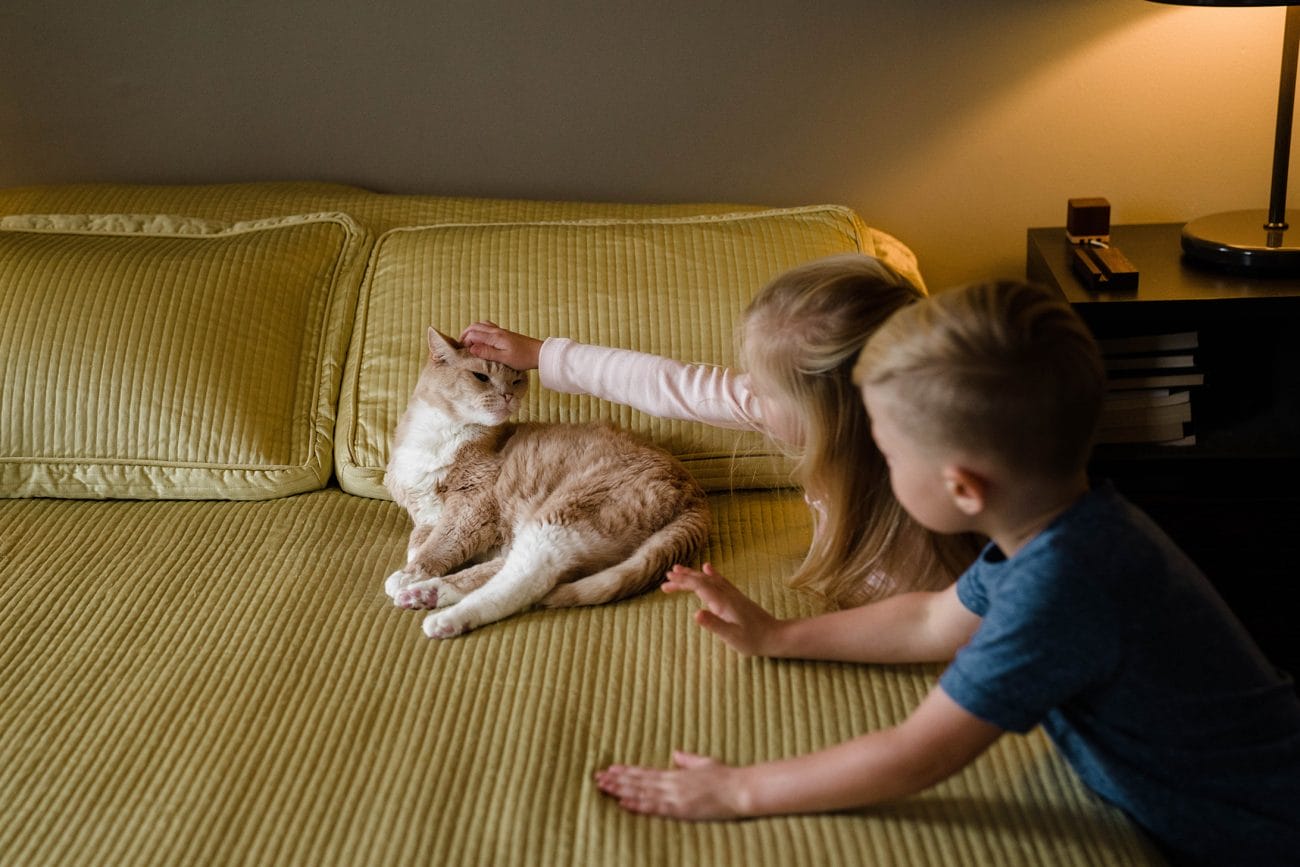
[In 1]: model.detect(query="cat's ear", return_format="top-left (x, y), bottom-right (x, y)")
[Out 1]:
top-left (427, 327), bottom-right (463, 365)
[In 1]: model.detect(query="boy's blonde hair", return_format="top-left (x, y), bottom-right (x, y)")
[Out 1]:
top-left (854, 281), bottom-right (1105, 480)
top-left (740, 253), bottom-right (981, 606)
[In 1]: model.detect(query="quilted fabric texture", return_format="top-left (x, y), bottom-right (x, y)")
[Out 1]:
top-left (0, 489), bottom-right (1160, 867)
top-left (0, 213), bottom-right (368, 499)
top-left (336, 207), bottom-right (881, 497)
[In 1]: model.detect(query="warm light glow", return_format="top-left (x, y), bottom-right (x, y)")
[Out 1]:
top-left (853, 4), bottom-right (1286, 287)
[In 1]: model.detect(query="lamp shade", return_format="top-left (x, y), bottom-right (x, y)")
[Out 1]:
top-left (1144, 0), bottom-right (1300, 271)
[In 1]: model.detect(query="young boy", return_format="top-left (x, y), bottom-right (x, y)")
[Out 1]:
top-left (594, 281), bottom-right (1300, 867)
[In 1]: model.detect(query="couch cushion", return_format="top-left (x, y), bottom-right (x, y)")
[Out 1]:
top-left (336, 206), bottom-right (890, 497)
top-left (0, 212), bottom-right (368, 499)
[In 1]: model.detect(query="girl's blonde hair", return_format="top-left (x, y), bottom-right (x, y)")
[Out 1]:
top-left (740, 253), bottom-right (981, 606)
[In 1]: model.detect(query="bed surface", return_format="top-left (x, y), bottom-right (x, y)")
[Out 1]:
top-left (0, 490), bottom-right (1160, 866)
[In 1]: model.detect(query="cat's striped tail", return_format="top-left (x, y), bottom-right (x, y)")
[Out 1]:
top-left (539, 499), bottom-right (710, 608)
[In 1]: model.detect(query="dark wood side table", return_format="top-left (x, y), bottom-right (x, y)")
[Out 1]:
top-left (1028, 223), bottom-right (1300, 680)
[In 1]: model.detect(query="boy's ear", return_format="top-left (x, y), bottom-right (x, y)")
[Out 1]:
top-left (427, 327), bottom-right (462, 364)
top-left (942, 465), bottom-right (987, 516)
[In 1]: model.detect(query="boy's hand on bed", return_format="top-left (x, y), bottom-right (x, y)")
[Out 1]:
top-left (595, 751), bottom-right (751, 820)
top-left (664, 563), bottom-right (785, 657)
top-left (459, 321), bottom-right (543, 370)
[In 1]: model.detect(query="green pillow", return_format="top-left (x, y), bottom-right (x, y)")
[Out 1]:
top-left (335, 206), bottom-right (885, 497)
top-left (0, 213), bottom-right (368, 499)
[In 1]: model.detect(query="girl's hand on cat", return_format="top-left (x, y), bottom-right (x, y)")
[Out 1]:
top-left (595, 751), bottom-right (752, 820)
top-left (459, 321), bottom-right (543, 370)
top-left (663, 563), bottom-right (785, 657)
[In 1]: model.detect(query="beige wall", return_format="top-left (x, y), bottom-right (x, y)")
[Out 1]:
top-left (0, 0), bottom-right (1287, 289)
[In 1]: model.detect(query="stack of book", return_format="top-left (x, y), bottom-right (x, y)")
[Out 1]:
top-left (1096, 331), bottom-right (1201, 445)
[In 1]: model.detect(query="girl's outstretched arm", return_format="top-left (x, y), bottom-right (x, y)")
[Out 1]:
top-left (595, 686), bottom-right (1002, 820)
top-left (460, 322), bottom-right (765, 429)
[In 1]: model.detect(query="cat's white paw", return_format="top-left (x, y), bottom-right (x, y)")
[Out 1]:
top-left (384, 569), bottom-right (414, 599)
top-left (395, 585), bottom-right (439, 609)
top-left (423, 609), bottom-right (470, 639)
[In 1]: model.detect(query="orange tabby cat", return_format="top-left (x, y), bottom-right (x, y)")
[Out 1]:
top-left (384, 328), bottom-right (710, 639)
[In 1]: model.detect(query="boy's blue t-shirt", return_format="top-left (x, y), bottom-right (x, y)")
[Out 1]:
top-left (938, 484), bottom-right (1300, 867)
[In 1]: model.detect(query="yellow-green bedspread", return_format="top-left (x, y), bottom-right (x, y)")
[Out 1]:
top-left (0, 491), bottom-right (1161, 866)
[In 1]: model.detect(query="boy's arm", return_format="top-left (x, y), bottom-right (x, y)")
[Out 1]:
top-left (775, 582), bottom-right (979, 663)
top-left (596, 686), bottom-right (1002, 820)
top-left (667, 564), bottom-right (979, 664)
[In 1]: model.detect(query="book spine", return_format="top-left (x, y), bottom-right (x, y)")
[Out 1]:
top-left (1095, 331), bottom-right (1200, 445)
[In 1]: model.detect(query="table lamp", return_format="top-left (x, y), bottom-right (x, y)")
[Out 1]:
top-left (1149, 0), bottom-right (1300, 273)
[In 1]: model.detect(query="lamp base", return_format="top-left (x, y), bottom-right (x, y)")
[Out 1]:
top-left (1181, 209), bottom-right (1300, 274)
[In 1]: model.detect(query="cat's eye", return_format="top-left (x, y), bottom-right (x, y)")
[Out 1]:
top-left (512, 378), bottom-right (523, 386)
top-left (472, 372), bottom-right (490, 383)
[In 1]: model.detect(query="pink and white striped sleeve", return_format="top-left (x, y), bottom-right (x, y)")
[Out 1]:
top-left (537, 338), bottom-right (765, 432)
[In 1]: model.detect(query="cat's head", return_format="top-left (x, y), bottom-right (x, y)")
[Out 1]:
top-left (413, 327), bottom-right (528, 426)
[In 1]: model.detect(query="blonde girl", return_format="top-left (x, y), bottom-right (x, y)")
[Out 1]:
top-left (460, 253), bottom-right (980, 606)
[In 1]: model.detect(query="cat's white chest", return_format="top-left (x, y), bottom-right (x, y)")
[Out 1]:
top-left (387, 405), bottom-right (483, 526)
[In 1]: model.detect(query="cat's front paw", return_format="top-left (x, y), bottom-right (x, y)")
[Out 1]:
top-left (384, 569), bottom-right (414, 599)
top-left (423, 609), bottom-right (471, 639)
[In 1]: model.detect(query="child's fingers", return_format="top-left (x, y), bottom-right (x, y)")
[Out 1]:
top-left (595, 766), bottom-right (676, 817)
top-left (458, 321), bottom-right (495, 343)
top-left (462, 334), bottom-right (499, 351)
top-left (661, 564), bottom-right (706, 593)
top-left (665, 564), bottom-right (748, 622)
top-left (594, 764), bottom-right (667, 799)
top-left (664, 562), bottom-right (727, 589)
top-left (665, 579), bottom-right (735, 621)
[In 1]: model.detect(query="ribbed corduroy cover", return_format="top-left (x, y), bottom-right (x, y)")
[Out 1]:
top-left (337, 209), bottom-right (875, 497)
top-left (0, 212), bottom-right (368, 499)
top-left (0, 491), bottom-right (1160, 866)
